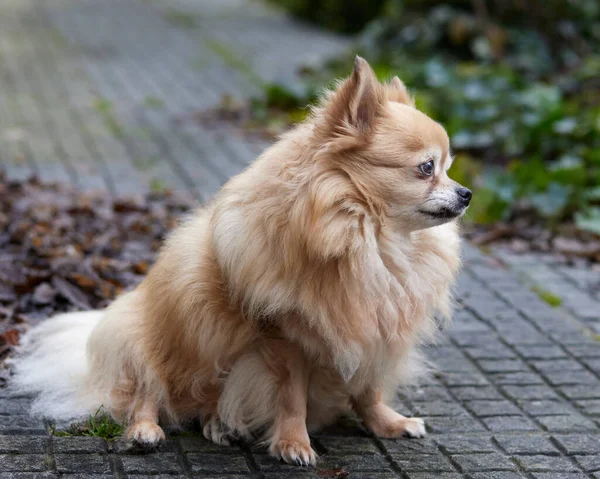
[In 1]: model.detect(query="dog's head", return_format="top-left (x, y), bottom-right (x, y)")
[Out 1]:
top-left (312, 56), bottom-right (471, 232)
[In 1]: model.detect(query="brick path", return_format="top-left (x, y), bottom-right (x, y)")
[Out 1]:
top-left (1, 245), bottom-right (600, 478)
top-left (0, 0), bottom-right (347, 199)
top-left (1, 1), bottom-right (600, 478)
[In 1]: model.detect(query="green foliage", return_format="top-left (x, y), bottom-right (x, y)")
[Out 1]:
top-left (262, 0), bottom-right (600, 231)
top-left (576, 208), bottom-right (600, 235)
top-left (262, 84), bottom-right (305, 111)
top-left (267, 0), bottom-right (387, 33)
top-left (358, 1), bottom-right (600, 230)
top-left (248, 83), bottom-right (315, 132)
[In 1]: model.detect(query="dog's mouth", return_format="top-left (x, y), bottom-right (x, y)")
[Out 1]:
top-left (419, 206), bottom-right (464, 220)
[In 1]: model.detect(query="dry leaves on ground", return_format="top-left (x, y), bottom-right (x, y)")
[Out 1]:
top-left (465, 220), bottom-right (600, 266)
top-left (0, 174), bottom-right (195, 385)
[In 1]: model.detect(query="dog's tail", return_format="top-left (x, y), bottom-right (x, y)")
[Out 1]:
top-left (11, 310), bottom-right (105, 422)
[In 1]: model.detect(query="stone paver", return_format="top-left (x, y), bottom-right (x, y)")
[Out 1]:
top-left (0, 244), bottom-right (598, 478)
top-left (1, 0), bottom-right (600, 478)
top-left (0, 0), bottom-right (348, 199)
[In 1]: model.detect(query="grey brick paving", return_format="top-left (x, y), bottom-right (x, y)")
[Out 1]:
top-left (2, 237), bottom-right (598, 479)
top-left (53, 454), bottom-right (111, 475)
top-left (2, 1), bottom-right (600, 478)
top-left (0, 0), bottom-right (348, 199)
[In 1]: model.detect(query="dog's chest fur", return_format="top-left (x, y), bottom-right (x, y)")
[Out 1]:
top-left (345, 223), bottom-right (461, 391)
top-left (213, 199), bottom-right (460, 395)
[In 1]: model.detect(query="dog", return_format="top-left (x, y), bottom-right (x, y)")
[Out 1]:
top-left (13, 57), bottom-right (470, 466)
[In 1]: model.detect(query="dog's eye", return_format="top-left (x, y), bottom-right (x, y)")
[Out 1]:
top-left (419, 160), bottom-right (434, 176)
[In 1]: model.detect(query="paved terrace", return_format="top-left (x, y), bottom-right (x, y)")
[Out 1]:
top-left (1, 1), bottom-right (600, 478)
top-left (0, 0), bottom-right (347, 199)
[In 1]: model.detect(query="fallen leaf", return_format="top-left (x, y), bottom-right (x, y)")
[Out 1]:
top-left (0, 329), bottom-right (20, 346)
top-left (32, 283), bottom-right (56, 305)
top-left (0, 283), bottom-right (16, 302)
top-left (51, 277), bottom-right (92, 310)
top-left (70, 273), bottom-right (98, 291)
top-left (132, 261), bottom-right (150, 275)
top-left (0, 306), bottom-right (14, 321)
top-left (113, 197), bottom-right (148, 213)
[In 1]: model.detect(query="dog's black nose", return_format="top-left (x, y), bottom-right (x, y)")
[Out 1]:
top-left (457, 187), bottom-right (472, 205)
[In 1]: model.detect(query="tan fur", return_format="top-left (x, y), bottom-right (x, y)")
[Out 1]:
top-left (80, 57), bottom-right (467, 463)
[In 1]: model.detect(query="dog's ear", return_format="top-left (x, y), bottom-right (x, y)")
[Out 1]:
top-left (349, 56), bottom-right (384, 133)
top-left (387, 76), bottom-right (414, 106)
top-left (322, 56), bottom-right (385, 139)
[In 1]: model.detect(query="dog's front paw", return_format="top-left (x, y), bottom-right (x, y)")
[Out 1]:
top-left (399, 417), bottom-right (426, 438)
top-left (364, 408), bottom-right (427, 438)
top-left (270, 439), bottom-right (317, 467)
top-left (126, 420), bottom-right (166, 447)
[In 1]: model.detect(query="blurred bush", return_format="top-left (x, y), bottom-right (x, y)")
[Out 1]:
top-left (268, 0), bottom-right (387, 33)
top-left (267, 0), bottom-right (600, 232)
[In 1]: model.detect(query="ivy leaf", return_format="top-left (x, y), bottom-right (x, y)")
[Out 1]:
top-left (553, 117), bottom-right (577, 134)
top-left (530, 183), bottom-right (571, 218)
top-left (584, 187), bottom-right (600, 201)
top-left (575, 208), bottom-right (600, 235)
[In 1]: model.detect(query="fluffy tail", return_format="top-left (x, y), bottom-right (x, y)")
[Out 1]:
top-left (11, 310), bottom-right (105, 422)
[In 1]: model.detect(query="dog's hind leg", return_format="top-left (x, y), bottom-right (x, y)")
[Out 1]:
top-left (125, 397), bottom-right (166, 447)
top-left (203, 415), bottom-right (231, 446)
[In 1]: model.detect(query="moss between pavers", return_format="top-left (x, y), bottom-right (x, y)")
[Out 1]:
top-left (531, 285), bottom-right (563, 307)
top-left (204, 39), bottom-right (263, 88)
top-left (92, 98), bottom-right (125, 139)
top-left (163, 8), bottom-right (197, 29)
top-left (50, 410), bottom-right (124, 441)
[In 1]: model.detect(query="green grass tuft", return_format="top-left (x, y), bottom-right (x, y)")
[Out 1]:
top-left (92, 98), bottom-right (125, 139)
top-left (49, 426), bottom-right (73, 437)
top-left (150, 177), bottom-right (169, 194)
top-left (50, 409), bottom-right (124, 440)
top-left (204, 39), bottom-right (263, 88)
top-left (531, 285), bottom-right (562, 307)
